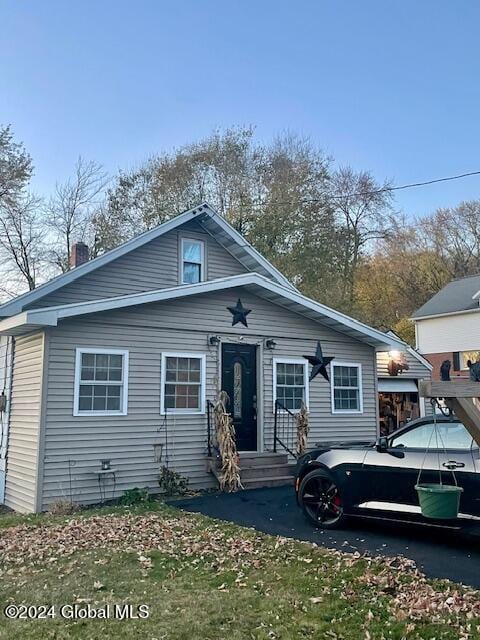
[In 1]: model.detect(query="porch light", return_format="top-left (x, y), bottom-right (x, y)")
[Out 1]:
top-left (387, 350), bottom-right (409, 376)
top-left (265, 338), bottom-right (277, 350)
top-left (208, 335), bottom-right (221, 346)
top-left (388, 350), bottom-right (401, 360)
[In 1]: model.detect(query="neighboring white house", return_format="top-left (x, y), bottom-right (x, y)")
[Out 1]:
top-left (0, 203), bottom-right (405, 513)
top-left (412, 273), bottom-right (480, 380)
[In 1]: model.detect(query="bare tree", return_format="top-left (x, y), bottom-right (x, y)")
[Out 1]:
top-left (330, 167), bottom-right (393, 307)
top-left (0, 125), bottom-right (45, 297)
top-left (0, 193), bottom-right (45, 292)
top-left (418, 202), bottom-right (480, 278)
top-left (47, 157), bottom-right (108, 271)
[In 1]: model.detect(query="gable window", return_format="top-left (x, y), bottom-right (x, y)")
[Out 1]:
top-left (161, 352), bottom-right (206, 414)
top-left (74, 348), bottom-right (129, 416)
top-left (331, 362), bottom-right (363, 414)
top-left (273, 358), bottom-right (309, 412)
top-left (181, 238), bottom-right (204, 284)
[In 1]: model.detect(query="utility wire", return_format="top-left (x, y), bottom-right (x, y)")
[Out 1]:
top-left (246, 169), bottom-right (480, 207)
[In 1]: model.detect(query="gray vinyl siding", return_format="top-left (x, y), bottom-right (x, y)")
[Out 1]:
top-left (0, 336), bottom-right (13, 503)
top-left (376, 350), bottom-right (431, 379)
top-left (41, 288), bottom-right (377, 509)
top-left (4, 333), bottom-right (44, 513)
top-left (27, 220), bottom-right (248, 309)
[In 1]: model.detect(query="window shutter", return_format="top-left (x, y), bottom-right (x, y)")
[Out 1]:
top-left (453, 352), bottom-right (461, 371)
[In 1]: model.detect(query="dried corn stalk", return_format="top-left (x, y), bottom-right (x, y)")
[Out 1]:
top-left (214, 391), bottom-right (243, 492)
top-left (296, 401), bottom-right (310, 456)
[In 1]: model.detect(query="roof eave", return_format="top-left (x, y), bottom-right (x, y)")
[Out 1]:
top-left (411, 307), bottom-right (480, 321)
top-left (0, 203), bottom-right (294, 317)
top-left (0, 273), bottom-right (406, 350)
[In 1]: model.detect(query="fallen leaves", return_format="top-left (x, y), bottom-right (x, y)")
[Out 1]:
top-left (0, 508), bottom-right (479, 637)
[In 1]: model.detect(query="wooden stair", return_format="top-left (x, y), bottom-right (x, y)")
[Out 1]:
top-left (206, 452), bottom-right (295, 489)
top-left (419, 380), bottom-right (480, 446)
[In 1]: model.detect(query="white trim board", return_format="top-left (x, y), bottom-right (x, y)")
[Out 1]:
top-left (0, 203), bottom-right (294, 318)
top-left (0, 273), bottom-right (407, 351)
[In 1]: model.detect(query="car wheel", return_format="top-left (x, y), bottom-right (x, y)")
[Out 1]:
top-left (298, 468), bottom-right (346, 529)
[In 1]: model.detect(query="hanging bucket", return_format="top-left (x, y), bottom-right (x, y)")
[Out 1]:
top-left (415, 483), bottom-right (463, 519)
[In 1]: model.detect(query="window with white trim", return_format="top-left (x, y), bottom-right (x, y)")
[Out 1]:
top-left (274, 358), bottom-right (309, 412)
top-left (460, 350), bottom-right (480, 370)
top-left (74, 349), bottom-right (129, 416)
top-left (161, 352), bottom-right (206, 414)
top-left (331, 362), bottom-right (363, 413)
top-left (181, 238), bottom-right (204, 284)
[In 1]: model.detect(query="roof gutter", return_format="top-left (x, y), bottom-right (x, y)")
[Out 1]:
top-left (0, 273), bottom-right (407, 350)
top-left (411, 307), bottom-right (480, 322)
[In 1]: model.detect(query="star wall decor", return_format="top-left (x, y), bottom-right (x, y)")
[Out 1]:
top-left (227, 298), bottom-right (251, 327)
top-left (303, 341), bottom-right (334, 382)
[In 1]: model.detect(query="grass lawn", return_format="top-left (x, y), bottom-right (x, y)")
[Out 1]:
top-left (0, 501), bottom-right (479, 640)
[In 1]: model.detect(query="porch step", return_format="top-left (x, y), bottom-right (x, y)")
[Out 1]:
top-left (241, 474), bottom-right (295, 489)
top-left (240, 463), bottom-right (295, 480)
top-left (207, 451), bottom-right (296, 490)
top-left (238, 452), bottom-right (288, 467)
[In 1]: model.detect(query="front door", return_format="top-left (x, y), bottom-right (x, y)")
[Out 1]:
top-left (221, 343), bottom-right (257, 451)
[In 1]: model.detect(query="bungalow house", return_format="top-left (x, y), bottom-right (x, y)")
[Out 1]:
top-left (0, 203), bottom-right (406, 513)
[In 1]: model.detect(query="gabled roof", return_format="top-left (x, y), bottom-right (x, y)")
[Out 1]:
top-left (412, 273), bottom-right (480, 320)
top-left (0, 203), bottom-right (294, 317)
top-left (0, 272), bottom-right (406, 351)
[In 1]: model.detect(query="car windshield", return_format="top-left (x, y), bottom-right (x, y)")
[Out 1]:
top-left (391, 420), bottom-right (473, 450)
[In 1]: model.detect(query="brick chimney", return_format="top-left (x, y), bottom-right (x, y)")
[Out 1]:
top-left (69, 242), bottom-right (89, 269)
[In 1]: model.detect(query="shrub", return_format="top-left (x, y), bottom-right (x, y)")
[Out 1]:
top-left (158, 466), bottom-right (188, 496)
top-left (118, 487), bottom-right (151, 505)
top-left (48, 499), bottom-right (77, 515)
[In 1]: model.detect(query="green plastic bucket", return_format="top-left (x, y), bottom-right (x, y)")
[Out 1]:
top-left (415, 483), bottom-right (463, 519)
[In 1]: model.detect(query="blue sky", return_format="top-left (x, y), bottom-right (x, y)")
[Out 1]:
top-left (1, 0), bottom-right (480, 218)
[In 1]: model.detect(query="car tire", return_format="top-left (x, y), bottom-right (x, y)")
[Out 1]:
top-left (298, 468), bottom-right (347, 529)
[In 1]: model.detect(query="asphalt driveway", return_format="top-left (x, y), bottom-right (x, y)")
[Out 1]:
top-left (171, 485), bottom-right (480, 589)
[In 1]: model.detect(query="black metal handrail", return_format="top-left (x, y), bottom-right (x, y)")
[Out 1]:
top-left (273, 399), bottom-right (298, 458)
top-left (207, 399), bottom-right (215, 457)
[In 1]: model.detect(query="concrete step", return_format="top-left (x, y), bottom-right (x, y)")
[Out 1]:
top-left (241, 475), bottom-right (295, 489)
top-left (238, 452), bottom-right (288, 467)
top-left (240, 463), bottom-right (295, 480)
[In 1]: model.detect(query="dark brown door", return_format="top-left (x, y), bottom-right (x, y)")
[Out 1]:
top-left (221, 343), bottom-right (257, 451)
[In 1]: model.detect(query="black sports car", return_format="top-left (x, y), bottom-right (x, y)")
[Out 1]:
top-left (295, 415), bottom-right (480, 529)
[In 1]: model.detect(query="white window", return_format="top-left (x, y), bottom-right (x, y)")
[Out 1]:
top-left (460, 350), bottom-right (480, 370)
top-left (273, 358), bottom-right (309, 412)
top-left (74, 348), bottom-right (129, 416)
top-left (331, 362), bottom-right (363, 414)
top-left (181, 238), bottom-right (205, 284)
top-left (160, 352), bottom-right (206, 414)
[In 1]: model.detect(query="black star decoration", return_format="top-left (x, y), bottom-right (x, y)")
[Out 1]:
top-left (303, 341), bottom-right (334, 382)
top-left (227, 298), bottom-right (251, 327)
